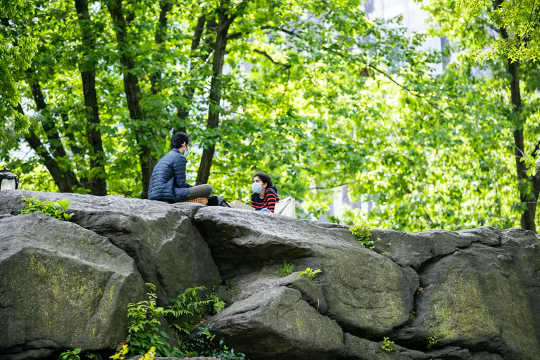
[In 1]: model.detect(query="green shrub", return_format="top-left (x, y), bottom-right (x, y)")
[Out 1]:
top-left (21, 197), bottom-right (73, 221)
top-left (58, 349), bottom-right (99, 360)
top-left (278, 261), bottom-right (294, 277)
top-left (326, 215), bottom-right (341, 224)
top-left (126, 283), bottom-right (183, 357)
top-left (298, 267), bottom-right (322, 280)
top-left (381, 337), bottom-right (395, 352)
top-left (350, 224), bottom-right (373, 249)
top-left (125, 283), bottom-right (244, 359)
top-left (427, 335), bottom-right (438, 349)
top-left (167, 286), bottom-right (217, 340)
top-left (58, 348), bottom-right (81, 360)
top-left (179, 325), bottom-right (245, 359)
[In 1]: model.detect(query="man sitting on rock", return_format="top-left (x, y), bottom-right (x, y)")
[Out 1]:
top-left (148, 131), bottom-right (212, 203)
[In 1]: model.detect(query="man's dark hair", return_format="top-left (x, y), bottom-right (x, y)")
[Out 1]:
top-left (171, 132), bottom-right (189, 149)
top-left (253, 172), bottom-right (273, 187)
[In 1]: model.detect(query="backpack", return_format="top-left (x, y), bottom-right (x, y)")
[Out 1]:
top-left (207, 195), bottom-right (231, 207)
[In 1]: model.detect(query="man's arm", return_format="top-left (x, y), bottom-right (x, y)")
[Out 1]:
top-left (172, 155), bottom-right (192, 188)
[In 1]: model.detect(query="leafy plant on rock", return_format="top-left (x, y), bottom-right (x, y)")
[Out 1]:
top-left (124, 283), bottom-right (243, 359)
top-left (350, 224), bottom-right (374, 249)
top-left (109, 344), bottom-right (128, 360)
top-left (140, 346), bottom-right (156, 360)
top-left (427, 335), bottom-right (438, 349)
top-left (167, 286), bottom-right (217, 341)
top-left (381, 337), bottom-right (395, 352)
top-left (58, 348), bottom-right (81, 360)
top-left (299, 267), bottom-right (322, 280)
top-left (279, 261), bottom-right (294, 277)
top-left (58, 348), bottom-right (99, 360)
top-left (126, 283), bottom-right (183, 357)
top-left (21, 197), bottom-right (73, 221)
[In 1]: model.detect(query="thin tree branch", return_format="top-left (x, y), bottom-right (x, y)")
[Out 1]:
top-left (531, 140), bottom-right (540, 159)
top-left (261, 25), bottom-right (300, 37)
top-left (262, 25), bottom-right (450, 116)
top-left (327, 47), bottom-right (451, 117)
top-left (253, 49), bottom-right (291, 68)
top-left (227, 32), bottom-right (243, 40)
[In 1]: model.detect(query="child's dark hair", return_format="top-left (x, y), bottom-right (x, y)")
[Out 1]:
top-left (171, 132), bottom-right (189, 149)
top-left (253, 172), bottom-right (273, 187)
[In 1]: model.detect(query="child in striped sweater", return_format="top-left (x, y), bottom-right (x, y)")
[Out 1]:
top-left (251, 172), bottom-right (279, 213)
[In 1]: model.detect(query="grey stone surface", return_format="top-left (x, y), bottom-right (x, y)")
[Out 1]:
top-left (371, 227), bottom-right (501, 269)
top-left (0, 190), bottom-right (221, 303)
top-left (471, 352), bottom-right (504, 360)
top-left (499, 228), bottom-right (540, 358)
top-left (193, 205), bottom-right (358, 269)
top-left (194, 206), bottom-right (418, 335)
top-left (0, 213), bottom-right (144, 356)
top-left (0, 348), bottom-right (55, 360)
top-left (343, 334), bottom-right (500, 360)
top-left (397, 243), bottom-right (540, 360)
top-left (1, 191), bottom-right (539, 360)
top-left (131, 357), bottom-right (218, 360)
top-left (210, 286), bottom-right (344, 360)
top-left (342, 333), bottom-right (430, 359)
top-left (218, 268), bottom-right (329, 314)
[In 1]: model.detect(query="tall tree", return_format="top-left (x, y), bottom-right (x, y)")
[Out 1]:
top-left (74, 0), bottom-right (107, 195)
top-left (196, 0), bottom-right (249, 185)
top-left (420, 0), bottom-right (540, 231)
top-left (106, 0), bottom-right (159, 198)
top-left (27, 71), bottom-right (82, 192)
top-left (0, 0), bottom-right (36, 157)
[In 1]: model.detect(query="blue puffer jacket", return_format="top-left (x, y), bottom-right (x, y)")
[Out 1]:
top-left (148, 149), bottom-right (192, 202)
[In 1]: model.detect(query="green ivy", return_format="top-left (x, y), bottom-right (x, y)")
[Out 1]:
top-left (20, 197), bottom-right (73, 221)
top-left (350, 224), bottom-right (374, 249)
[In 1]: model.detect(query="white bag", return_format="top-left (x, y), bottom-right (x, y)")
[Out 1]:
top-left (274, 197), bottom-right (296, 218)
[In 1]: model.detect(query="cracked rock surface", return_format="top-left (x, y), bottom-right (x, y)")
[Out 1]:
top-left (1, 191), bottom-right (539, 360)
top-left (0, 213), bottom-right (144, 359)
top-left (0, 191), bottom-right (220, 303)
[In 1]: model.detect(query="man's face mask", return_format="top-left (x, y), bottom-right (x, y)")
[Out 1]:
top-left (252, 182), bottom-right (262, 194)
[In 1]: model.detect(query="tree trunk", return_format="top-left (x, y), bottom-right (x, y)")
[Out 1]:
top-left (507, 60), bottom-right (536, 231)
top-left (27, 77), bottom-right (81, 192)
top-left (175, 15), bottom-right (207, 133)
top-left (150, 0), bottom-right (172, 94)
top-left (17, 105), bottom-right (77, 192)
top-left (107, 0), bottom-right (156, 198)
top-left (196, 7), bottom-right (234, 185)
top-left (74, 0), bottom-right (107, 195)
top-left (494, 7), bottom-right (538, 232)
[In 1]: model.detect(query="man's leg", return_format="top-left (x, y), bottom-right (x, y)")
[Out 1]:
top-left (187, 184), bottom-right (213, 199)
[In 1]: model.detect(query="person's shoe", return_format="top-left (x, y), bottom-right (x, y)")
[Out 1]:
top-left (183, 197), bottom-right (208, 205)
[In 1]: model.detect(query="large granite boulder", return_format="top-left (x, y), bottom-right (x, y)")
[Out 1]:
top-left (0, 213), bottom-right (144, 359)
top-left (0, 190), bottom-right (220, 303)
top-left (211, 286), bottom-right (344, 359)
top-left (1, 191), bottom-right (539, 360)
top-left (395, 232), bottom-right (540, 360)
top-left (194, 207), bottom-right (418, 337)
top-left (370, 227), bottom-right (501, 269)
